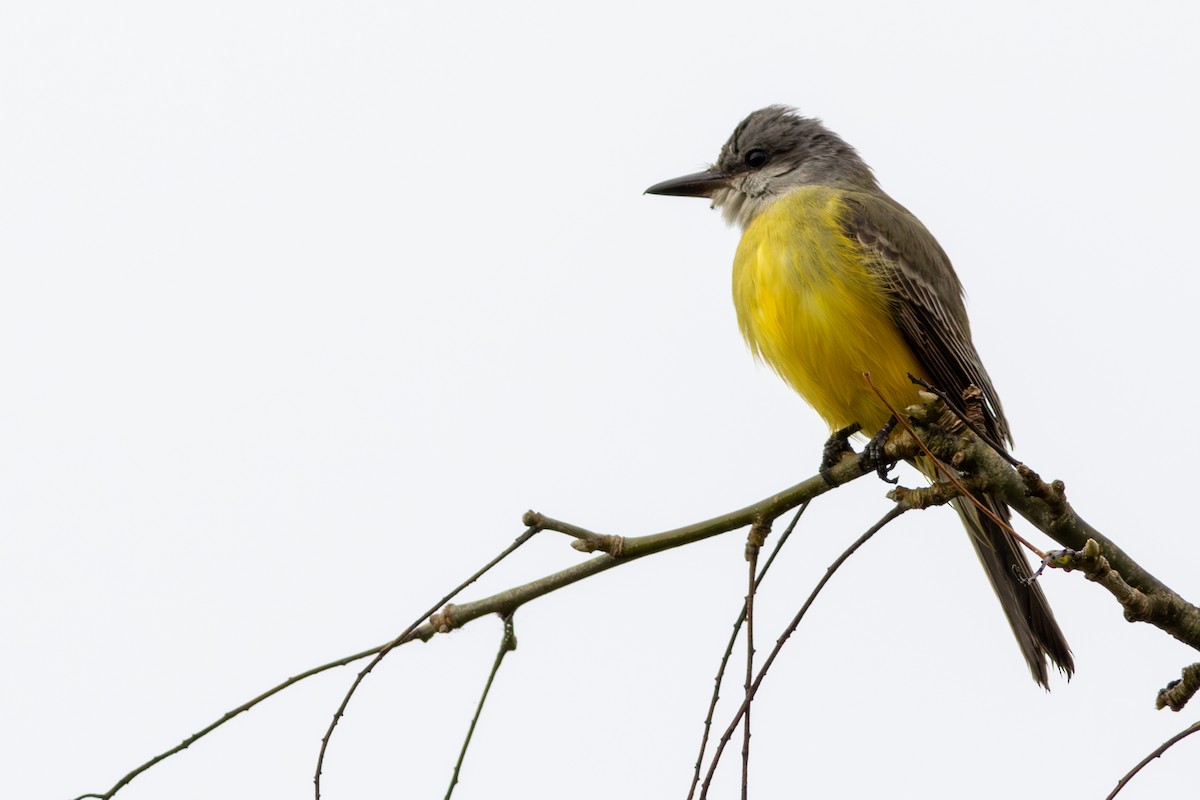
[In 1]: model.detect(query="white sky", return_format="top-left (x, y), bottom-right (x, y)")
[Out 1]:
top-left (5, 2), bottom-right (1200, 798)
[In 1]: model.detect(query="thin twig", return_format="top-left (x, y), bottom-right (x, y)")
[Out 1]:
top-left (314, 526), bottom-right (539, 800)
top-left (698, 506), bottom-right (904, 799)
top-left (445, 613), bottom-right (518, 800)
top-left (524, 511), bottom-right (624, 555)
top-left (741, 535), bottom-right (759, 800)
top-left (70, 644), bottom-right (390, 800)
top-left (1106, 719), bottom-right (1200, 800)
top-left (686, 502), bottom-right (809, 800)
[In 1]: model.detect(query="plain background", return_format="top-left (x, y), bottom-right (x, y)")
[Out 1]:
top-left (5, 2), bottom-right (1200, 798)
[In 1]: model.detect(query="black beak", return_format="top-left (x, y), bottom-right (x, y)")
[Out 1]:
top-left (644, 169), bottom-right (729, 199)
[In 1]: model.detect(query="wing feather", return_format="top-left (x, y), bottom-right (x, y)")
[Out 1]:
top-left (841, 192), bottom-right (1011, 446)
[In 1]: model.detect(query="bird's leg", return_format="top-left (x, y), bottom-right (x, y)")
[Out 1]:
top-left (820, 422), bottom-right (861, 485)
top-left (860, 417), bottom-right (898, 484)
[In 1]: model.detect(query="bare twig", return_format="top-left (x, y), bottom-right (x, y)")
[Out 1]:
top-left (686, 502), bottom-right (810, 800)
top-left (525, 511), bottom-right (624, 556)
top-left (1106, 719), bottom-right (1200, 799)
top-left (78, 519), bottom-right (539, 800)
top-left (313, 526), bottom-right (539, 800)
top-left (76, 451), bottom-right (885, 800)
top-left (445, 613), bottom-right (518, 800)
top-left (698, 506), bottom-right (905, 799)
top-left (70, 644), bottom-right (390, 800)
top-left (741, 521), bottom-right (767, 800)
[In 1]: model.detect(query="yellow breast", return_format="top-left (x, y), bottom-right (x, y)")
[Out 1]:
top-left (732, 186), bottom-right (926, 433)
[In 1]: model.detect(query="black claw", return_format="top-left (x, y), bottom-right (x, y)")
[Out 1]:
top-left (859, 417), bottom-right (899, 484)
top-left (820, 423), bottom-right (862, 485)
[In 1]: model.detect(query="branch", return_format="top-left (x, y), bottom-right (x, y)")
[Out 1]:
top-left (1158, 664), bottom-right (1200, 712)
top-left (897, 396), bottom-right (1200, 707)
top-left (404, 445), bottom-right (910, 643)
top-left (77, 394), bottom-right (1200, 799)
top-left (75, 439), bottom-right (900, 800)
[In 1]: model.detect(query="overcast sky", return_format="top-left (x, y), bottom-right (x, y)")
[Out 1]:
top-left (5, 2), bottom-right (1200, 799)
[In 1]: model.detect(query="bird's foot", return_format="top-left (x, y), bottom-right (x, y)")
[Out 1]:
top-left (820, 423), bottom-right (861, 486)
top-left (860, 417), bottom-right (899, 484)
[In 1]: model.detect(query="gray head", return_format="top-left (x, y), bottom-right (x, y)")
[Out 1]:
top-left (646, 106), bottom-right (878, 228)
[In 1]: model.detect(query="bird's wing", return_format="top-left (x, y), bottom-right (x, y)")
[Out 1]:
top-left (841, 191), bottom-right (1011, 446)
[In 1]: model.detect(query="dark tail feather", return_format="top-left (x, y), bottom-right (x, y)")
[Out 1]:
top-left (953, 493), bottom-right (1074, 687)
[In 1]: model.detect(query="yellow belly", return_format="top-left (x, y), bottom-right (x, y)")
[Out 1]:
top-left (732, 186), bottom-right (926, 434)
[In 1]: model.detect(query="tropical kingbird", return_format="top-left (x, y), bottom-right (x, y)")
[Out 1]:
top-left (646, 106), bottom-right (1072, 686)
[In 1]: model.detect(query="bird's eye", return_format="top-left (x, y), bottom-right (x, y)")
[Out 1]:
top-left (744, 149), bottom-right (770, 169)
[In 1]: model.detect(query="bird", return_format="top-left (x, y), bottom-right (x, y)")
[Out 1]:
top-left (645, 105), bottom-right (1073, 687)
